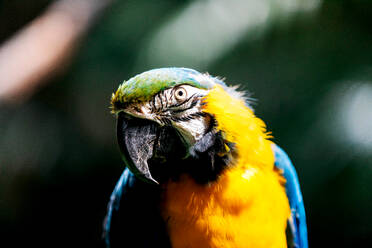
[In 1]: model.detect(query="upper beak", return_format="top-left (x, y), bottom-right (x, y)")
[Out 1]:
top-left (116, 112), bottom-right (187, 184)
top-left (117, 112), bottom-right (159, 184)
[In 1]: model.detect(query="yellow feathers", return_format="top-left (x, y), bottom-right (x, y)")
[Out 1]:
top-left (202, 85), bottom-right (274, 169)
top-left (162, 85), bottom-right (290, 248)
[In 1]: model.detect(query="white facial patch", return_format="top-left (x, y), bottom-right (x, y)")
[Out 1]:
top-left (123, 85), bottom-right (211, 146)
top-left (172, 114), bottom-right (210, 145)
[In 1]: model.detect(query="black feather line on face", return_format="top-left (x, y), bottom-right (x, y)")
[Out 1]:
top-left (151, 96), bottom-right (156, 113)
top-left (163, 118), bottom-right (172, 126)
top-left (159, 94), bottom-right (164, 112)
top-left (146, 89), bottom-right (206, 126)
top-left (169, 98), bottom-right (199, 114)
top-left (169, 112), bottom-right (207, 122)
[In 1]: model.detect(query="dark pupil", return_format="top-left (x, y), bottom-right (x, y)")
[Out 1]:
top-left (178, 91), bottom-right (183, 96)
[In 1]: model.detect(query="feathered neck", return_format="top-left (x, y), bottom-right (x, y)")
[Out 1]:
top-left (202, 85), bottom-right (275, 171)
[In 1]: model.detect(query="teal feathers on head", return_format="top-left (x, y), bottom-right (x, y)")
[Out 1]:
top-left (111, 67), bottom-right (226, 112)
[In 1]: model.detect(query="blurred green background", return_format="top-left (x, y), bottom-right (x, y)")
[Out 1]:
top-left (0, 0), bottom-right (371, 247)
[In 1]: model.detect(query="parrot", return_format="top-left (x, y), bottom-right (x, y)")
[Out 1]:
top-left (103, 68), bottom-right (308, 248)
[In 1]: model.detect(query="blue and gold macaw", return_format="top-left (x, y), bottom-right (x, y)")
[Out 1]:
top-left (103, 68), bottom-right (308, 248)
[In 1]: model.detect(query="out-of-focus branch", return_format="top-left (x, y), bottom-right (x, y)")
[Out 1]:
top-left (0, 0), bottom-right (114, 104)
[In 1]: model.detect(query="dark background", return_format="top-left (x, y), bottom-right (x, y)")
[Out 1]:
top-left (0, 0), bottom-right (371, 247)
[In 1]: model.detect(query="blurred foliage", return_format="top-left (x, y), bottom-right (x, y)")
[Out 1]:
top-left (1, 0), bottom-right (372, 247)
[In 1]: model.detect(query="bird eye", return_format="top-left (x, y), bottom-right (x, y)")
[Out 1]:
top-left (174, 87), bottom-right (187, 101)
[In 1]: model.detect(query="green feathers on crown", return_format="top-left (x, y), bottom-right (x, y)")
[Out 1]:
top-left (111, 68), bottom-right (225, 112)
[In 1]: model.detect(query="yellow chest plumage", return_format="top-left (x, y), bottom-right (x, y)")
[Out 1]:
top-left (161, 85), bottom-right (291, 248)
top-left (162, 160), bottom-right (290, 248)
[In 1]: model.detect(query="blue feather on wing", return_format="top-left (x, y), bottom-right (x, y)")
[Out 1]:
top-left (272, 144), bottom-right (309, 248)
top-left (103, 167), bottom-right (170, 248)
top-left (103, 168), bottom-right (134, 247)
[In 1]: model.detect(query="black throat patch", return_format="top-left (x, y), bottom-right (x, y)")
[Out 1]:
top-left (149, 121), bottom-right (235, 185)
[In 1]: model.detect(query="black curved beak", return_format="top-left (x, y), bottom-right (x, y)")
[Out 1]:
top-left (117, 112), bottom-right (187, 184)
top-left (117, 112), bottom-right (159, 184)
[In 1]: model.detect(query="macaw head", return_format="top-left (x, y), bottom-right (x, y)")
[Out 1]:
top-left (111, 68), bottom-right (270, 184)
